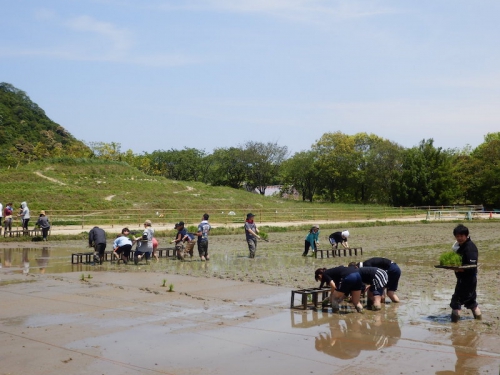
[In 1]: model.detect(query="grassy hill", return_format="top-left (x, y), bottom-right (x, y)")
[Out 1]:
top-left (0, 158), bottom-right (422, 229)
top-left (0, 83), bottom-right (90, 167)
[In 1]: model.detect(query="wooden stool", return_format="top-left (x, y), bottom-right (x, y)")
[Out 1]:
top-left (290, 287), bottom-right (331, 309)
top-left (315, 247), bottom-right (363, 258)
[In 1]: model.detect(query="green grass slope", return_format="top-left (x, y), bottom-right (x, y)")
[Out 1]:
top-left (0, 159), bottom-right (419, 226)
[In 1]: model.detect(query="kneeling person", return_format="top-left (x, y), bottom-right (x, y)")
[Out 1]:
top-left (315, 266), bottom-right (359, 312)
top-left (351, 257), bottom-right (401, 303)
top-left (353, 266), bottom-right (389, 310)
top-left (329, 230), bottom-right (350, 249)
top-left (113, 228), bottom-right (133, 264)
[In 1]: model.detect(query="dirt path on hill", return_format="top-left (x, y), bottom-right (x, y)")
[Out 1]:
top-left (34, 171), bottom-right (66, 185)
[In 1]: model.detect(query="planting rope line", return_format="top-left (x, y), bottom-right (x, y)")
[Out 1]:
top-left (2, 283), bottom-right (500, 365)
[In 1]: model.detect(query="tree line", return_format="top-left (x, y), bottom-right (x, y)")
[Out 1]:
top-left (86, 132), bottom-right (500, 208)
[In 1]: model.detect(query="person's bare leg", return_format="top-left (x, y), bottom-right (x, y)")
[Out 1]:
top-left (372, 295), bottom-right (382, 310)
top-left (471, 306), bottom-right (481, 320)
top-left (366, 290), bottom-right (374, 308)
top-left (351, 290), bottom-right (363, 312)
top-left (381, 289), bottom-right (387, 303)
top-left (387, 290), bottom-right (400, 303)
top-left (331, 291), bottom-right (345, 312)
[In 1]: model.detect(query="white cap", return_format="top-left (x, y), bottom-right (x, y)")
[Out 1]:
top-left (341, 230), bottom-right (350, 238)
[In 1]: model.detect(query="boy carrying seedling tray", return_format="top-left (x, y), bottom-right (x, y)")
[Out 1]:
top-left (436, 224), bottom-right (481, 323)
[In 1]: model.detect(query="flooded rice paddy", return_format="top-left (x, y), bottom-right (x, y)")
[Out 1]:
top-left (1, 222), bottom-right (500, 374)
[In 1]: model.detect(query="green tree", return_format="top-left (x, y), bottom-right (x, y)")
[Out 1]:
top-left (242, 141), bottom-right (288, 195)
top-left (467, 134), bottom-right (500, 207)
top-left (353, 133), bottom-right (403, 204)
top-left (0, 82), bottom-right (90, 166)
top-left (147, 148), bottom-right (208, 181)
top-left (206, 147), bottom-right (248, 188)
top-left (280, 151), bottom-right (321, 201)
top-left (87, 141), bottom-right (122, 161)
top-left (312, 132), bottom-right (359, 202)
top-left (391, 139), bottom-right (457, 206)
top-left (448, 145), bottom-right (474, 204)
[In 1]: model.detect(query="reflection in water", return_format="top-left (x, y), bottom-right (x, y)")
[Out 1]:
top-left (3, 248), bottom-right (12, 267)
top-left (314, 312), bottom-right (401, 359)
top-left (35, 247), bottom-right (50, 274)
top-left (435, 325), bottom-right (487, 375)
top-left (1, 248), bottom-right (50, 274)
top-left (22, 248), bottom-right (29, 274)
top-left (290, 309), bottom-right (333, 328)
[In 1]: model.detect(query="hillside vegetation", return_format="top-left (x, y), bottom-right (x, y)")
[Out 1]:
top-left (0, 159), bottom-right (419, 227)
top-left (0, 83), bottom-right (90, 166)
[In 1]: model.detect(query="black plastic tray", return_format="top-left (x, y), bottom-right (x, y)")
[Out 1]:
top-left (434, 265), bottom-right (477, 269)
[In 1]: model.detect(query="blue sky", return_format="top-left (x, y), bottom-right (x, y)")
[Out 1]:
top-left (2, 0), bottom-right (500, 155)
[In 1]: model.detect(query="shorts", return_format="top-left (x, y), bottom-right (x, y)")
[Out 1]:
top-left (338, 272), bottom-right (364, 294)
top-left (115, 244), bottom-right (132, 258)
top-left (386, 262), bottom-right (401, 292)
top-left (368, 269), bottom-right (389, 296)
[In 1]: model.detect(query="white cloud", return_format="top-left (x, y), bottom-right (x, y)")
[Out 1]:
top-left (65, 15), bottom-right (133, 54)
top-left (0, 12), bottom-right (198, 67)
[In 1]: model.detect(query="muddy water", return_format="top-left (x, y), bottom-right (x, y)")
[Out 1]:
top-left (1, 222), bottom-right (500, 374)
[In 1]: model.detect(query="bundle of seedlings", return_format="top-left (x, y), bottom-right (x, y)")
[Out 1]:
top-left (439, 251), bottom-right (462, 267)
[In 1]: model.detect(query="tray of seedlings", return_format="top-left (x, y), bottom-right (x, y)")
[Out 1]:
top-left (434, 251), bottom-right (476, 269)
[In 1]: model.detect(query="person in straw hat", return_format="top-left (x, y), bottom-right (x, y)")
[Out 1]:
top-left (36, 210), bottom-right (51, 241)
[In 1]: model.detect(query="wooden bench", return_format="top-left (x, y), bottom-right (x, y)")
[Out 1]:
top-left (154, 247), bottom-right (176, 258)
top-left (71, 252), bottom-right (94, 264)
top-left (290, 287), bottom-right (331, 310)
top-left (3, 228), bottom-right (41, 238)
top-left (71, 247), bottom-right (176, 264)
top-left (315, 247), bottom-right (363, 258)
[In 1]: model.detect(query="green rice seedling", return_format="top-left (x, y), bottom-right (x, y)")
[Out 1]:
top-left (439, 251), bottom-right (462, 266)
top-left (87, 274), bottom-right (93, 279)
top-left (81, 273), bottom-right (85, 281)
top-left (162, 279), bottom-right (166, 287)
top-left (259, 232), bottom-right (269, 241)
top-left (168, 284), bottom-right (174, 292)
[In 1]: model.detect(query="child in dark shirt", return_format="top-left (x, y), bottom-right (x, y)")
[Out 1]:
top-left (450, 224), bottom-right (481, 322)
